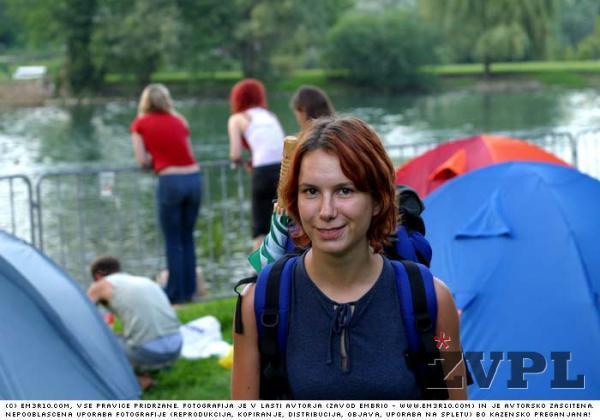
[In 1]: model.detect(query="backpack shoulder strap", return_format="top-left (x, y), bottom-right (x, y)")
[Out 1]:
top-left (253, 253), bottom-right (298, 399)
top-left (254, 254), bottom-right (297, 356)
top-left (391, 259), bottom-right (449, 399)
top-left (233, 275), bottom-right (257, 334)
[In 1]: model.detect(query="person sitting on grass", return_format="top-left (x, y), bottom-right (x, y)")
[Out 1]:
top-left (87, 256), bottom-right (182, 390)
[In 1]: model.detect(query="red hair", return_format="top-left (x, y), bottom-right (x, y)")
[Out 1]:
top-left (229, 79), bottom-right (268, 114)
top-left (281, 117), bottom-right (397, 253)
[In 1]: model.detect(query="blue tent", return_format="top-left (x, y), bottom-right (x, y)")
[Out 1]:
top-left (0, 230), bottom-right (140, 399)
top-left (423, 162), bottom-right (600, 399)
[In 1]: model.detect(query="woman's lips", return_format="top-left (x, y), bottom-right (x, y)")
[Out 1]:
top-left (316, 226), bottom-right (345, 240)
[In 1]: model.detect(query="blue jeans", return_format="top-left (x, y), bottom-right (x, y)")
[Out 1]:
top-left (119, 332), bottom-right (183, 373)
top-left (157, 172), bottom-right (202, 303)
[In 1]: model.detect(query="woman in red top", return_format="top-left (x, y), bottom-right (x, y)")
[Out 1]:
top-left (131, 83), bottom-right (201, 304)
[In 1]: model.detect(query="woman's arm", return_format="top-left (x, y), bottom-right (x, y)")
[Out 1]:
top-left (131, 132), bottom-right (152, 169)
top-left (228, 113), bottom-right (247, 164)
top-left (434, 278), bottom-right (468, 400)
top-left (231, 283), bottom-right (261, 399)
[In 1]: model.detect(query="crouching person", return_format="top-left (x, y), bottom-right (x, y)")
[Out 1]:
top-left (87, 256), bottom-right (182, 390)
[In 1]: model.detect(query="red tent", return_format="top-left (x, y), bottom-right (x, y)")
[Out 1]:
top-left (395, 134), bottom-right (569, 197)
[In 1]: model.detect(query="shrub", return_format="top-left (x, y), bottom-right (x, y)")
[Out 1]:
top-left (324, 10), bottom-right (438, 92)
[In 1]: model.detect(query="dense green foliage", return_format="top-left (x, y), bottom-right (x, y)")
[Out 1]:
top-left (1, 0), bottom-right (599, 93)
top-left (576, 18), bottom-right (600, 60)
top-left (0, 0), bottom-right (353, 92)
top-left (325, 10), bottom-right (437, 91)
top-left (557, 0), bottom-right (599, 52)
top-left (419, 0), bottom-right (558, 74)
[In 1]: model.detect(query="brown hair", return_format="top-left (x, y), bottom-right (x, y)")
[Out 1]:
top-left (280, 117), bottom-right (397, 252)
top-left (290, 85), bottom-right (334, 121)
top-left (90, 256), bottom-right (121, 280)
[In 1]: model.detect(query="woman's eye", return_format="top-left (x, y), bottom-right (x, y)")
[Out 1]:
top-left (302, 187), bottom-right (318, 196)
top-left (338, 187), bottom-right (353, 196)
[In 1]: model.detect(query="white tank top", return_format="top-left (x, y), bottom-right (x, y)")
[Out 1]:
top-left (243, 107), bottom-right (285, 167)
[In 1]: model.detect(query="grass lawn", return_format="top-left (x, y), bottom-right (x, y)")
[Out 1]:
top-left (129, 61), bottom-right (600, 94)
top-left (428, 60), bottom-right (600, 75)
top-left (428, 60), bottom-right (600, 89)
top-left (142, 297), bottom-right (236, 400)
top-left (5, 59), bottom-right (599, 97)
top-left (104, 68), bottom-right (347, 95)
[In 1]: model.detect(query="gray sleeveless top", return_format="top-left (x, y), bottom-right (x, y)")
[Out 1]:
top-left (286, 255), bottom-right (422, 399)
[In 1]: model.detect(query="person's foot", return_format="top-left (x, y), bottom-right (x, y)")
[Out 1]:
top-left (137, 373), bottom-right (155, 391)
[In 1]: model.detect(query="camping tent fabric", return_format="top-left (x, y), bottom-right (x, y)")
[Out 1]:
top-left (423, 162), bottom-right (600, 399)
top-left (0, 230), bottom-right (140, 399)
top-left (395, 134), bottom-right (569, 197)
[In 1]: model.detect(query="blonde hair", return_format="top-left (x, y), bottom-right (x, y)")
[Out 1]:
top-left (137, 83), bottom-right (174, 116)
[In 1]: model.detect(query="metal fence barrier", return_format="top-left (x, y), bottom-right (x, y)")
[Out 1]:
top-left (32, 161), bottom-right (253, 296)
top-left (1, 128), bottom-right (599, 299)
top-left (0, 174), bottom-right (35, 244)
top-left (571, 128), bottom-right (600, 179)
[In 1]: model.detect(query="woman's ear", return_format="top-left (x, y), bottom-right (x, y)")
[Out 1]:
top-left (372, 202), bottom-right (381, 216)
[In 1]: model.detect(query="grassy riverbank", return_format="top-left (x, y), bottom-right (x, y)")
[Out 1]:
top-left (101, 68), bottom-right (347, 98)
top-left (2, 60), bottom-right (599, 104)
top-left (430, 60), bottom-right (600, 90)
top-left (98, 60), bottom-right (600, 98)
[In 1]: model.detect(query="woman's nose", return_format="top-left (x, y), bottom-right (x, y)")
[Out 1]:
top-left (319, 195), bottom-right (337, 220)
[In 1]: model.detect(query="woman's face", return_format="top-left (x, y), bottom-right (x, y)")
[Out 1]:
top-left (297, 149), bottom-right (376, 257)
top-left (293, 108), bottom-right (307, 128)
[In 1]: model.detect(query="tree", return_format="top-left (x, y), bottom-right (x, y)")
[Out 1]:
top-left (92, 0), bottom-right (180, 88)
top-left (61, 0), bottom-right (103, 93)
top-left (558, 0), bottom-right (599, 48)
top-left (325, 9), bottom-right (438, 92)
top-left (576, 17), bottom-right (600, 60)
top-left (5, 0), bottom-right (101, 94)
top-left (6, 0), bottom-right (355, 90)
top-left (173, 0), bottom-right (238, 75)
top-left (230, 0), bottom-right (300, 78)
top-left (0, 0), bottom-right (21, 51)
top-left (222, 0), bottom-right (354, 79)
top-left (282, 0), bottom-right (354, 70)
top-left (419, 0), bottom-right (559, 75)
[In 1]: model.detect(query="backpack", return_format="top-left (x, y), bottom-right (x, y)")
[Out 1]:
top-left (234, 253), bottom-right (449, 400)
top-left (385, 185), bottom-right (432, 266)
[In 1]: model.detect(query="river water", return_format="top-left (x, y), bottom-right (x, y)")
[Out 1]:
top-left (1, 87), bottom-right (599, 173)
top-left (1, 86), bottom-right (598, 292)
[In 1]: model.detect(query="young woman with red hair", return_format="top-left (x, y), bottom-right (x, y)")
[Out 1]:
top-left (232, 117), bottom-right (467, 399)
top-left (228, 79), bottom-right (285, 250)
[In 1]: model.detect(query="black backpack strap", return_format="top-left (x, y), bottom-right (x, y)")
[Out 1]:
top-left (260, 256), bottom-right (289, 360)
top-left (402, 260), bottom-right (449, 400)
top-left (233, 275), bottom-right (257, 334)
